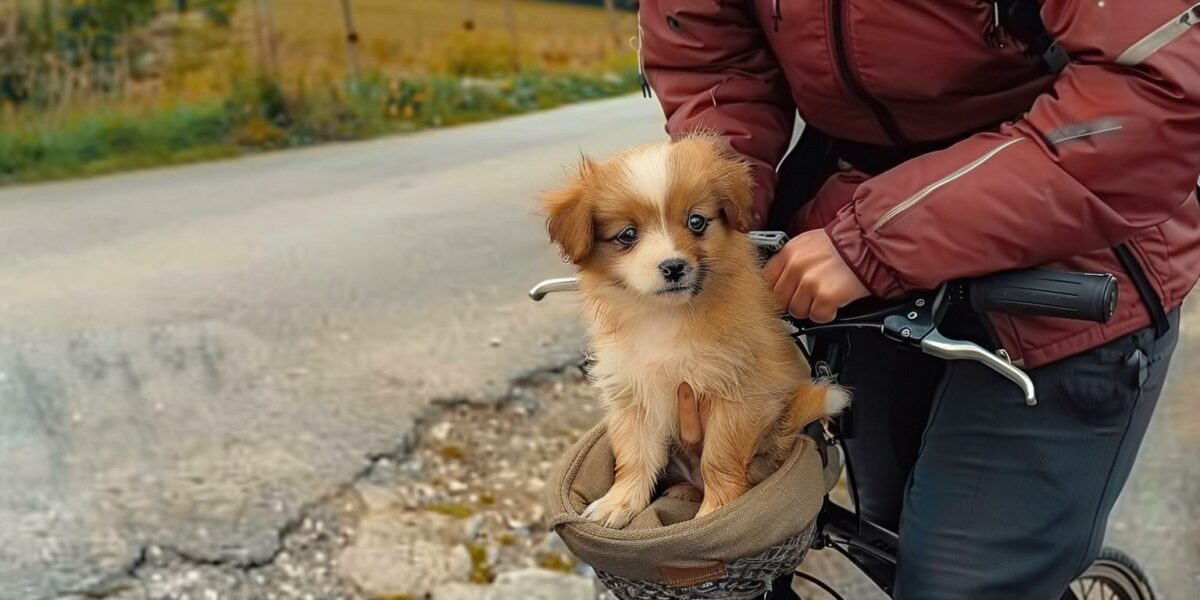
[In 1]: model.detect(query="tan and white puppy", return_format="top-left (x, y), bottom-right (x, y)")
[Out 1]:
top-left (540, 133), bottom-right (847, 528)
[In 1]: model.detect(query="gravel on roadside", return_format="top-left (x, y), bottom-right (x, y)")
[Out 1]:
top-left (69, 364), bottom-right (879, 600)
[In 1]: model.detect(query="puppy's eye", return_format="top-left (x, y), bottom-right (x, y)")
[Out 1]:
top-left (615, 226), bottom-right (638, 246)
top-left (687, 213), bottom-right (709, 234)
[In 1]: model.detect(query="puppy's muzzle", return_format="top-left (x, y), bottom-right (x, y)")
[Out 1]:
top-left (658, 258), bottom-right (690, 283)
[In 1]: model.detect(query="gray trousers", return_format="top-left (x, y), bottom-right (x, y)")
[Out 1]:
top-left (841, 310), bottom-right (1180, 599)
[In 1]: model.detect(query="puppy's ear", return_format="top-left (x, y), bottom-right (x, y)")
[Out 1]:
top-left (540, 159), bottom-right (596, 263)
top-left (678, 133), bottom-right (755, 232)
top-left (710, 143), bottom-right (755, 233)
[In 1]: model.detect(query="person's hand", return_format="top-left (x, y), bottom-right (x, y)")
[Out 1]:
top-left (677, 382), bottom-right (709, 458)
top-left (674, 382), bottom-right (796, 488)
top-left (764, 229), bottom-right (870, 323)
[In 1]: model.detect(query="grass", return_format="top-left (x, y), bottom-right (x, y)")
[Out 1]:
top-left (0, 100), bottom-right (238, 182)
top-left (426, 503), bottom-right (476, 519)
top-left (536, 551), bottom-right (577, 573)
top-left (0, 1), bottom-right (639, 185)
top-left (466, 541), bottom-right (495, 583)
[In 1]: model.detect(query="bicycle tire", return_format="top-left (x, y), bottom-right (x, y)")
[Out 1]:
top-left (1062, 546), bottom-right (1155, 600)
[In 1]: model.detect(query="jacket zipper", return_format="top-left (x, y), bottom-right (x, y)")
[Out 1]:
top-left (869, 138), bottom-right (1024, 232)
top-left (828, 0), bottom-right (909, 146)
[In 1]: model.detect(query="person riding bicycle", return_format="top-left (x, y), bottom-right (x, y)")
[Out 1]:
top-left (642, 1), bottom-right (1200, 597)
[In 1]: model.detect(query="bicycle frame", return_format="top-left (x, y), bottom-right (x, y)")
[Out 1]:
top-left (782, 329), bottom-right (905, 598)
top-left (806, 423), bottom-right (903, 596)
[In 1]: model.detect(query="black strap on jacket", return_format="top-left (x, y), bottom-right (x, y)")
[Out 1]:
top-left (766, 125), bottom-right (838, 231)
top-left (993, 0), bottom-right (1070, 74)
top-left (1113, 244), bottom-right (1172, 337)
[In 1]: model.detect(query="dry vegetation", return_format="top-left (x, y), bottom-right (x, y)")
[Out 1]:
top-left (0, 0), bottom-right (639, 184)
top-left (270, 0), bottom-right (634, 75)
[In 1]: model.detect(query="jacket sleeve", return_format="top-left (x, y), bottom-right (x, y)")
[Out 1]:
top-left (826, 1), bottom-right (1200, 297)
top-left (640, 1), bottom-right (795, 228)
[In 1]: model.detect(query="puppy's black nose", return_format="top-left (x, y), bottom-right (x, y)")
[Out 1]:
top-left (659, 258), bottom-right (689, 282)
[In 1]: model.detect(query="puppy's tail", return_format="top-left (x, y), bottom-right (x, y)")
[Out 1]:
top-left (784, 380), bottom-right (850, 434)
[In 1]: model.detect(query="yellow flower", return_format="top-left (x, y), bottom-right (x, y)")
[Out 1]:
top-left (402, 105), bottom-right (414, 119)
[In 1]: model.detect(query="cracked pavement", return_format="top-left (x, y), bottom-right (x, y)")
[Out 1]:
top-left (2, 95), bottom-right (1198, 599)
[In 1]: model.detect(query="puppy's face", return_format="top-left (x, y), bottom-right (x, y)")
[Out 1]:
top-left (541, 134), bottom-right (754, 306)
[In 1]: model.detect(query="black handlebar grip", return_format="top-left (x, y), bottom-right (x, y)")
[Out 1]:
top-left (967, 269), bottom-right (1118, 323)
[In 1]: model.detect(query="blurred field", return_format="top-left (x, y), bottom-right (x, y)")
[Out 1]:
top-left (268, 0), bottom-right (635, 76)
top-left (0, 0), bottom-right (639, 184)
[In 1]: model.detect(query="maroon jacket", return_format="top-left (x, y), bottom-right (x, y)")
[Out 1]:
top-left (640, 0), bottom-right (1200, 367)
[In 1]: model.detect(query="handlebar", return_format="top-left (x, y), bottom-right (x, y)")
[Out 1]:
top-left (530, 233), bottom-right (1119, 325)
top-left (955, 270), bottom-right (1117, 323)
top-left (528, 231), bottom-right (1122, 406)
top-left (753, 231), bottom-right (1117, 324)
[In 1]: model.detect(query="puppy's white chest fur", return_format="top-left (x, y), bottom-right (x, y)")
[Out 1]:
top-left (589, 311), bottom-right (736, 431)
top-left (602, 313), bottom-right (694, 377)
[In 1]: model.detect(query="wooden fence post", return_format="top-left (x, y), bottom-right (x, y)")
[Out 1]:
top-left (462, 0), bottom-right (474, 30)
top-left (252, 0), bottom-right (281, 78)
top-left (2, 0), bottom-right (18, 48)
top-left (602, 0), bottom-right (620, 49)
top-left (338, 0), bottom-right (361, 82)
top-left (502, 0), bottom-right (519, 71)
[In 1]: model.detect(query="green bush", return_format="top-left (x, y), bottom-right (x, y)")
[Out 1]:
top-left (195, 0), bottom-right (240, 27)
top-left (0, 100), bottom-right (235, 182)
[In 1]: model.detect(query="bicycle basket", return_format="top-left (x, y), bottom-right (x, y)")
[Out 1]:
top-left (545, 424), bottom-right (840, 600)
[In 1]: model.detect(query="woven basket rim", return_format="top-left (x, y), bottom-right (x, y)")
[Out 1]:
top-left (594, 523), bottom-right (818, 600)
top-left (548, 424), bottom-right (825, 543)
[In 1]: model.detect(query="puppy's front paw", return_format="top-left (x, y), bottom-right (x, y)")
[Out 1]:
top-left (662, 482), bottom-right (704, 503)
top-left (695, 496), bottom-right (729, 519)
top-left (582, 490), bottom-right (642, 529)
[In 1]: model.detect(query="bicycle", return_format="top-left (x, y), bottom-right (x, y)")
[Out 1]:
top-left (529, 231), bottom-right (1155, 600)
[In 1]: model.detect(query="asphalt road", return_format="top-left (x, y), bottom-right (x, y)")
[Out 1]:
top-left (0, 94), bottom-right (1196, 599)
top-left (0, 95), bottom-right (665, 599)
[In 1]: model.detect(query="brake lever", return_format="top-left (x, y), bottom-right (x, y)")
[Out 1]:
top-left (919, 330), bottom-right (1037, 406)
top-left (800, 286), bottom-right (1039, 406)
top-left (877, 286), bottom-right (1038, 406)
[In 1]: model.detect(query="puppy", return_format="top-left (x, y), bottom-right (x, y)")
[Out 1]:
top-left (540, 133), bottom-right (847, 529)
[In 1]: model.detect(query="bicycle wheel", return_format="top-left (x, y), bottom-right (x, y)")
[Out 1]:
top-left (1062, 546), bottom-right (1154, 600)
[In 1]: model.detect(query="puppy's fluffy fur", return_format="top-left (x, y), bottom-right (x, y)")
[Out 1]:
top-left (541, 134), bottom-right (848, 528)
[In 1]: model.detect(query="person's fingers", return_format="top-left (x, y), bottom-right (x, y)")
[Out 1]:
top-left (771, 257), bottom-right (802, 311)
top-left (763, 252), bottom-right (786, 288)
top-left (677, 382), bottom-right (703, 447)
top-left (808, 296), bottom-right (839, 323)
top-left (765, 236), bottom-right (809, 285)
top-left (788, 277), bottom-right (816, 319)
top-left (813, 275), bottom-right (868, 323)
